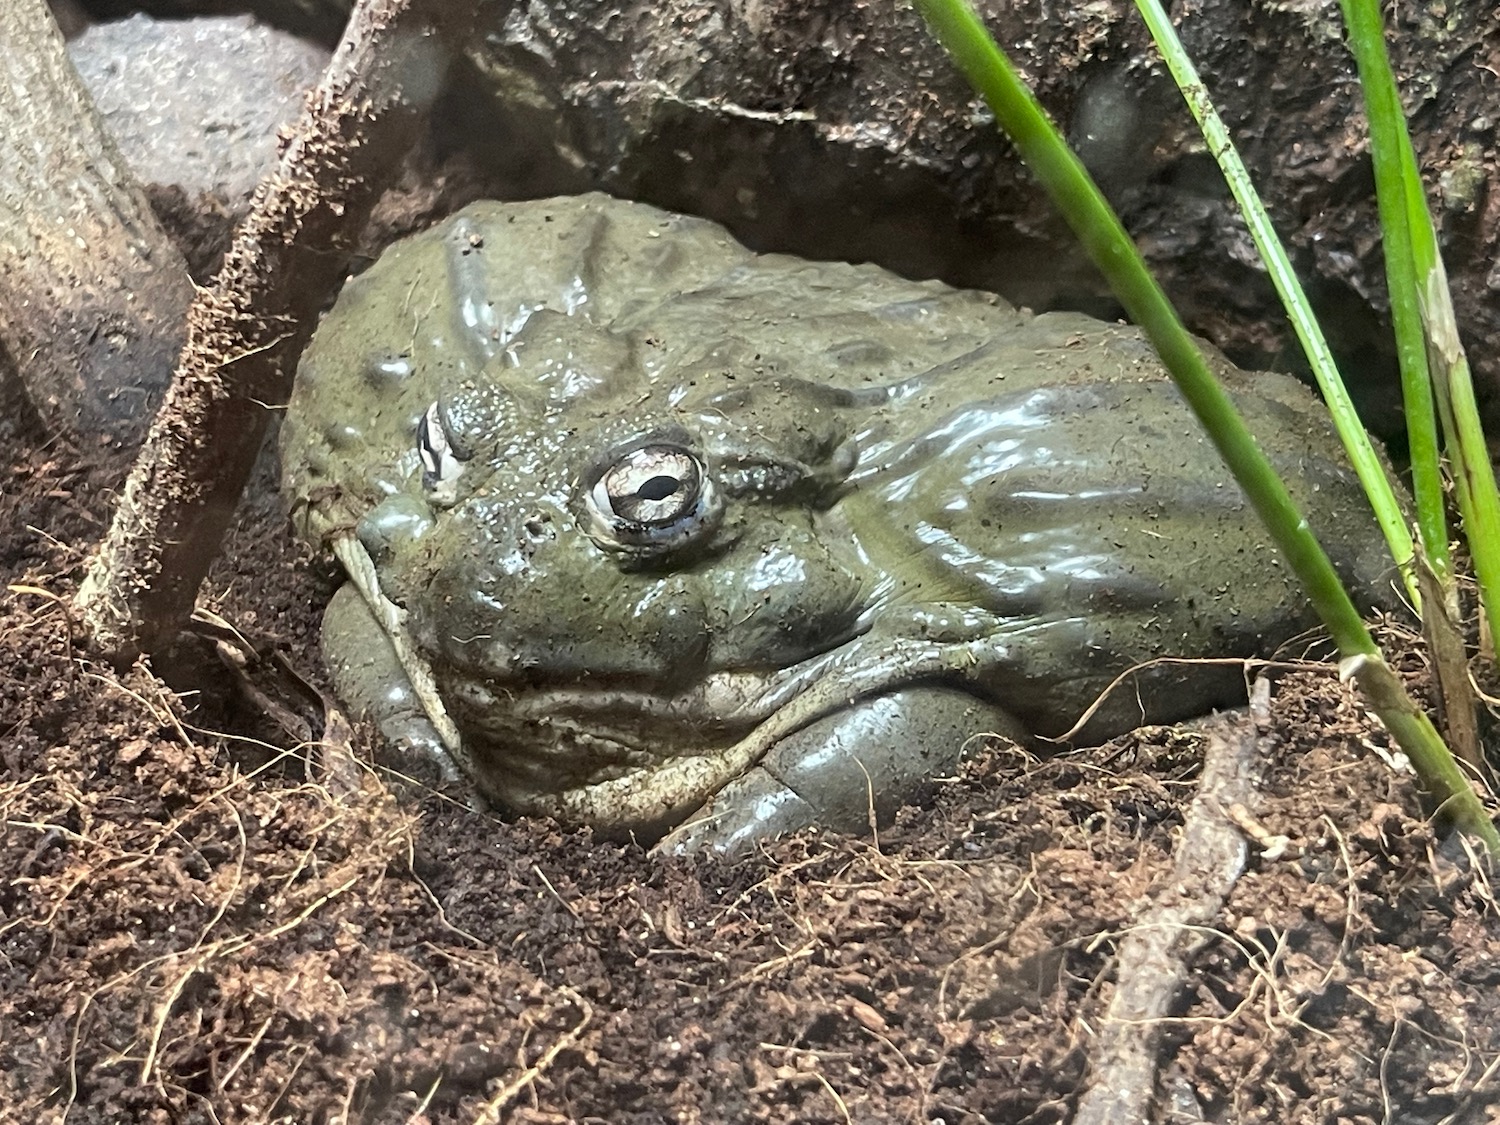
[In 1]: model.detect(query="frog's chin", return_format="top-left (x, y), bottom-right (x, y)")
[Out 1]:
top-left (437, 659), bottom-right (863, 833)
top-left (439, 635), bottom-right (963, 834)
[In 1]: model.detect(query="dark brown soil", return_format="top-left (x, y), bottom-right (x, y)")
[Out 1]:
top-left (2, 445), bottom-right (1498, 1124)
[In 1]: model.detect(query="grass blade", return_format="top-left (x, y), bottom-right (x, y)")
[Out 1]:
top-left (1133, 0), bottom-right (1418, 608)
top-left (1341, 0), bottom-right (1500, 638)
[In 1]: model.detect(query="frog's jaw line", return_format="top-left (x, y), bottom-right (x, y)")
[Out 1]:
top-left (331, 531), bottom-right (466, 761)
top-left (516, 636), bottom-right (988, 831)
top-left (519, 745), bottom-right (761, 830)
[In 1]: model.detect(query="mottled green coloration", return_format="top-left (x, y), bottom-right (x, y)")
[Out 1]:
top-left (282, 194), bottom-right (1392, 849)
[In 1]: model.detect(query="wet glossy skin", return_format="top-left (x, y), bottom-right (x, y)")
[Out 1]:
top-left (282, 193), bottom-right (1392, 850)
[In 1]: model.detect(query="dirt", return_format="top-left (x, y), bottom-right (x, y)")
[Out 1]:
top-left (1, 431), bottom-right (1497, 1124)
top-left (8, 1), bottom-right (1500, 1118)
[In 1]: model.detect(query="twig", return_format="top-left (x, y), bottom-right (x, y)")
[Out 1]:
top-left (74, 0), bottom-right (479, 660)
top-left (470, 988), bottom-right (593, 1125)
top-left (1073, 680), bottom-right (1272, 1125)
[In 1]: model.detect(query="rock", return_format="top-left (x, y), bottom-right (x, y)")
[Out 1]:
top-left (68, 1), bottom-right (1500, 430)
top-left (69, 13), bottom-right (329, 276)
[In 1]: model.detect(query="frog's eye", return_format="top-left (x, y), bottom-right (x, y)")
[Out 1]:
top-left (583, 442), bottom-right (721, 556)
top-left (596, 447), bottom-right (701, 524)
top-left (417, 401), bottom-right (468, 500)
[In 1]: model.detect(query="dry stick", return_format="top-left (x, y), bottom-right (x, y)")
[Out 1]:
top-left (470, 988), bottom-right (593, 1125)
top-left (0, 0), bottom-right (193, 448)
top-left (1073, 680), bottom-right (1273, 1125)
top-left (73, 0), bottom-right (477, 659)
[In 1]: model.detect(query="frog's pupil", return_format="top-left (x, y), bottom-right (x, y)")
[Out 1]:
top-left (637, 475), bottom-right (679, 502)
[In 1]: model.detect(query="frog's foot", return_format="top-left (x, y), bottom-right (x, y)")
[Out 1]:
top-left (320, 583), bottom-right (460, 788)
top-left (656, 686), bottom-right (1025, 856)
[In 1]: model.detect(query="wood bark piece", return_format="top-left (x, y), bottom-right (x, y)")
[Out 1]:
top-left (1073, 681), bottom-right (1273, 1125)
top-left (0, 0), bottom-right (193, 448)
top-left (73, 0), bottom-right (476, 659)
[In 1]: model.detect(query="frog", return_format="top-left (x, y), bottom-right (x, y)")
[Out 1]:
top-left (280, 192), bottom-right (1396, 854)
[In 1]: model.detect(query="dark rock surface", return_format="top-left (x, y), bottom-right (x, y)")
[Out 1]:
top-left (80, 1), bottom-right (1500, 435)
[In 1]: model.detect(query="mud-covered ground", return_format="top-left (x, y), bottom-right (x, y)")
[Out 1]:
top-left (2, 445), bottom-right (1498, 1124)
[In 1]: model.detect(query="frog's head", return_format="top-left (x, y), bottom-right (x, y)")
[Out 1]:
top-left (287, 284), bottom-right (894, 828)
top-left (283, 195), bottom-right (1015, 827)
top-left (375, 306), bottom-right (873, 693)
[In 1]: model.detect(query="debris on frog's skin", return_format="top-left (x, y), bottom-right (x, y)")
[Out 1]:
top-left (330, 530), bottom-right (463, 763)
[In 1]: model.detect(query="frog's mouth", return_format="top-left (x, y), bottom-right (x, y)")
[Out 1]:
top-left (439, 633), bottom-right (995, 833)
top-left (440, 664), bottom-right (834, 830)
top-left (332, 529), bottom-right (945, 833)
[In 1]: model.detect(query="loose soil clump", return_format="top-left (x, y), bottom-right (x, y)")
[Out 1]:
top-left (2, 448), bottom-right (1497, 1122)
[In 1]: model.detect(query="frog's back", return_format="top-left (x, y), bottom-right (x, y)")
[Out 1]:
top-left (283, 193), bottom-right (1026, 538)
top-left (837, 320), bottom-right (1398, 738)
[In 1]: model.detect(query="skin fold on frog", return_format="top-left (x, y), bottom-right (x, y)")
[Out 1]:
top-left (281, 192), bottom-right (1396, 855)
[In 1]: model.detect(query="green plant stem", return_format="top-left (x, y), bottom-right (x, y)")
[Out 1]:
top-left (1134, 0), bottom-right (1418, 608)
top-left (1336, 0), bottom-right (1448, 592)
top-left (1341, 0), bottom-right (1500, 638)
top-left (912, 0), bottom-right (1497, 851)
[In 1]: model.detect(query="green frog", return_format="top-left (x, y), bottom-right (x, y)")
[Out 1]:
top-left (281, 193), bottom-right (1394, 853)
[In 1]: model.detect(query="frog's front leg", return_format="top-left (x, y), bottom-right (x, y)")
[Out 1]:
top-left (658, 686), bottom-right (1026, 855)
top-left (320, 584), bottom-right (460, 787)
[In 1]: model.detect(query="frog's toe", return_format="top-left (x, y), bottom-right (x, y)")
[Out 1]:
top-left (656, 767), bottom-right (820, 856)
